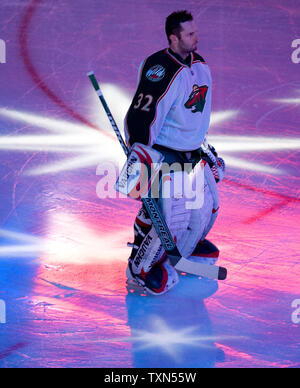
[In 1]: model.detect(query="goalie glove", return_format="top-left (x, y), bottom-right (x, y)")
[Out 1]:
top-left (199, 140), bottom-right (226, 183)
top-left (210, 157), bottom-right (225, 183)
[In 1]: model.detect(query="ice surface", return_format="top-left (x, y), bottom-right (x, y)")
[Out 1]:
top-left (0, 0), bottom-right (299, 368)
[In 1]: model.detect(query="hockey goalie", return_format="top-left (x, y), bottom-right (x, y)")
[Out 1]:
top-left (119, 11), bottom-right (226, 295)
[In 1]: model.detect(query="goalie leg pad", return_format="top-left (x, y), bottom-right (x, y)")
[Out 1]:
top-left (198, 164), bottom-right (220, 240)
top-left (158, 170), bottom-right (193, 249)
top-left (160, 165), bottom-right (218, 262)
top-left (127, 205), bottom-right (178, 295)
top-left (130, 224), bottom-right (164, 275)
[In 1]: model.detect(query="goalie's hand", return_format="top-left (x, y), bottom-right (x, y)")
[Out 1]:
top-left (198, 142), bottom-right (226, 183)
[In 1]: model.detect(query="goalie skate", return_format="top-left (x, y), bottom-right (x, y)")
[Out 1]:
top-left (126, 259), bottom-right (179, 296)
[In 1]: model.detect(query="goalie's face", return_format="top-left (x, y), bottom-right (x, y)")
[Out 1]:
top-left (177, 20), bottom-right (199, 56)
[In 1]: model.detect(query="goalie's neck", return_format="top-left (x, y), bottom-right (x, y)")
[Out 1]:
top-left (168, 48), bottom-right (193, 67)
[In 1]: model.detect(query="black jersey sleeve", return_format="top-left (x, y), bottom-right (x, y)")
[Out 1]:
top-left (125, 50), bottom-right (182, 147)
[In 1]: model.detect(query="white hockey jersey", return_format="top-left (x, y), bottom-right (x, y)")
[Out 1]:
top-left (125, 48), bottom-right (212, 152)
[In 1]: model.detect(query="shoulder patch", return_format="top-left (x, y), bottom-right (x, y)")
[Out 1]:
top-left (146, 65), bottom-right (166, 82)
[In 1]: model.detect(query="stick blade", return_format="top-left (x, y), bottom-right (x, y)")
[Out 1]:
top-left (218, 266), bottom-right (227, 280)
top-left (175, 257), bottom-right (227, 280)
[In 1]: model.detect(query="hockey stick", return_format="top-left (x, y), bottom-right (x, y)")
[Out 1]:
top-left (87, 71), bottom-right (227, 280)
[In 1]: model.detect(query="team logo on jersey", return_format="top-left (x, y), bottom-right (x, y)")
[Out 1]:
top-left (146, 65), bottom-right (166, 82)
top-left (184, 84), bottom-right (208, 113)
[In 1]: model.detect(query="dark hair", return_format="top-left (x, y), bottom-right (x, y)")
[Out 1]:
top-left (165, 10), bottom-right (193, 44)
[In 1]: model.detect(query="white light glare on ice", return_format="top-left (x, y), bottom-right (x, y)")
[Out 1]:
top-left (43, 212), bottom-right (129, 264)
top-left (0, 84), bottom-right (299, 176)
top-left (273, 98), bottom-right (300, 104)
top-left (100, 315), bottom-right (244, 362)
top-left (0, 107), bottom-right (96, 134)
top-left (0, 214), bottom-right (130, 264)
top-left (210, 110), bottom-right (238, 125)
top-left (0, 229), bottom-right (44, 257)
top-left (209, 135), bottom-right (300, 152)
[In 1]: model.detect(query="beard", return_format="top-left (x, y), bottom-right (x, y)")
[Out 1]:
top-left (179, 40), bottom-right (197, 55)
